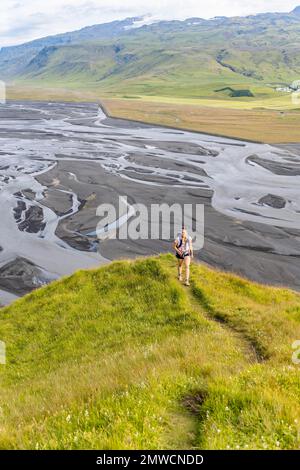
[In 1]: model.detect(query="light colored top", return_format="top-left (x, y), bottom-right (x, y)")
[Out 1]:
top-left (176, 234), bottom-right (192, 254)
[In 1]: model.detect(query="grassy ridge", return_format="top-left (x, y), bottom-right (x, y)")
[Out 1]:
top-left (0, 255), bottom-right (299, 449)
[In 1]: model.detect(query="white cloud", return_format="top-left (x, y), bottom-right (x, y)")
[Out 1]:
top-left (0, 0), bottom-right (300, 47)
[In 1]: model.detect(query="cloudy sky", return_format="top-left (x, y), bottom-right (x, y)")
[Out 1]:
top-left (1, 0), bottom-right (300, 47)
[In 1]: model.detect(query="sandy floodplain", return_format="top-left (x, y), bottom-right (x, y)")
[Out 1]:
top-left (0, 100), bottom-right (300, 303)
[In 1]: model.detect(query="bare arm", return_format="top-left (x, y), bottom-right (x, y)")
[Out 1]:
top-left (173, 240), bottom-right (180, 254)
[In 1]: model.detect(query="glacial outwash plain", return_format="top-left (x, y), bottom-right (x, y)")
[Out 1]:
top-left (0, 101), bottom-right (300, 303)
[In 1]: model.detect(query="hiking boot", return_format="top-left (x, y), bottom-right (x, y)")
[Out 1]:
top-left (185, 280), bottom-right (190, 286)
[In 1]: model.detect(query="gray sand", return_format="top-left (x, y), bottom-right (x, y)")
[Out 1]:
top-left (0, 100), bottom-right (300, 304)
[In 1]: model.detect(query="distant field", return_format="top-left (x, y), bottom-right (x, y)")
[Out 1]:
top-left (6, 85), bottom-right (99, 103)
top-left (103, 97), bottom-right (300, 144)
top-left (135, 90), bottom-right (297, 110)
top-left (7, 85), bottom-right (300, 143)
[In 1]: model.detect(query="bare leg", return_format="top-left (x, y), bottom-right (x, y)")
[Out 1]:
top-left (184, 256), bottom-right (191, 285)
top-left (178, 259), bottom-right (183, 280)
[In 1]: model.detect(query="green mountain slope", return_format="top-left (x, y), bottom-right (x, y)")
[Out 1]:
top-left (2, 9), bottom-right (300, 99)
top-left (0, 255), bottom-right (299, 449)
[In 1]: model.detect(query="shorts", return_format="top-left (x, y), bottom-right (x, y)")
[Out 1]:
top-left (176, 252), bottom-right (190, 260)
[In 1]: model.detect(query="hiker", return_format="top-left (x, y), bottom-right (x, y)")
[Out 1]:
top-left (173, 226), bottom-right (193, 286)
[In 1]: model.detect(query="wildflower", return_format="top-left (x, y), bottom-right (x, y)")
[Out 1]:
top-left (66, 414), bottom-right (71, 423)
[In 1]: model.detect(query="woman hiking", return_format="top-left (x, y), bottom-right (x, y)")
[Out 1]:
top-left (173, 226), bottom-right (193, 286)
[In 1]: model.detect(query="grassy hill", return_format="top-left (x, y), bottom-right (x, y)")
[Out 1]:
top-left (0, 255), bottom-right (300, 450)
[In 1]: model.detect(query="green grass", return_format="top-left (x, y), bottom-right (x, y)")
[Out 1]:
top-left (0, 255), bottom-right (300, 449)
top-left (5, 12), bottom-right (300, 110)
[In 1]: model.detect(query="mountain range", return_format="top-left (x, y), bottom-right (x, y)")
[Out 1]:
top-left (1, 7), bottom-right (300, 98)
